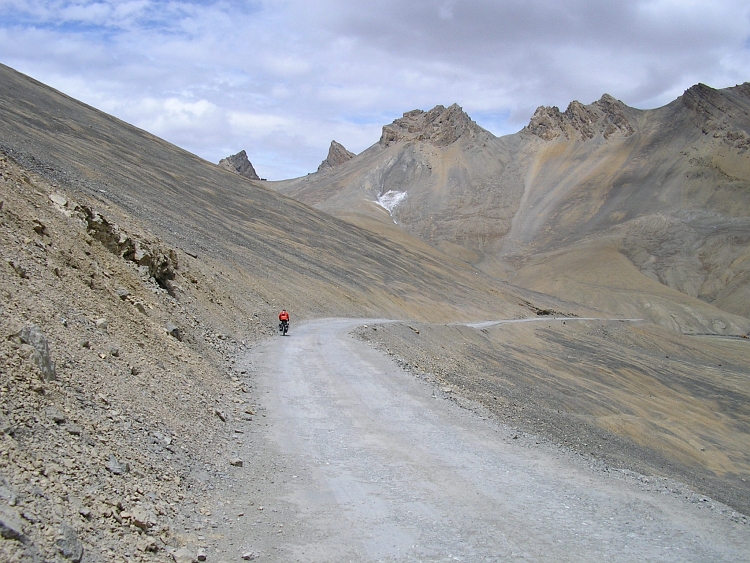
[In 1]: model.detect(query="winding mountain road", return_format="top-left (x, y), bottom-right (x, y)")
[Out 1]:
top-left (215, 318), bottom-right (749, 562)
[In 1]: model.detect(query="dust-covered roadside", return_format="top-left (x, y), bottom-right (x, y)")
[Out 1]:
top-left (0, 152), bottom-right (278, 562)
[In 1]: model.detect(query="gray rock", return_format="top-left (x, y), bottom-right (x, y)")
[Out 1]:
top-left (116, 287), bottom-right (130, 300)
top-left (95, 318), bottom-right (108, 331)
top-left (56, 523), bottom-right (84, 562)
top-left (46, 407), bottom-right (66, 424)
top-left (242, 552), bottom-right (258, 561)
top-left (166, 322), bottom-right (181, 341)
top-left (105, 455), bottom-right (129, 475)
top-left (229, 458), bottom-right (243, 467)
top-left (172, 547), bottom-right (196, 563)
top-left (32, 218), bottom-right (48, 236)
top-left (136, 535), bottom-right (159, 552)
top-left (16, 325), bottom-right (56, 381)
top-left (0, 505), bottom-right (24, 541)
top-left (49, 192), bottom-right (68, 207)
top-left (8, 260), bottom-right (27, 278)
top-left (0, 479), bottom-right (18, 506)
top-left (130, 506), bottom-right (156, 530)
top-left (0, 413), bottom-right (13, 435)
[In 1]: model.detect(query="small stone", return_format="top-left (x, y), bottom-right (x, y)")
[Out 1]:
top-left (49, 192), bottom-right (68, 207)
top-left (0, 414), bottom-right (13, 435)
top-left (229, 458), bottom-right (243, 467)
top-left (32, 218), bottom-right (48, 236)
top-left (95, 318), bottom-right (108, 331)
top-left (105, 455), bottom-right (129, 475)
top-left (214, 409), bottom-right (226, 422)
top-left (0, 482), bottom-right (18, 506)
top-left (81, 340), bottom-right (91, 349)
top-left (8, 260), bottom-right (27, 278)
top-left (242, 552), bottom-right (257, 560)
top-left (116, 288), bottom-right (130, 300)
top-left (16, 325), bottom-right (56, 381)
top-left (56, 523), bottom-right (84, 562)
top-left (66, 424), bottom-right (82, 436)
top-left (111, 348), bottom-right (120, 357)
top-left (196, 549), bottom-right (207, 561)
top-left (173, 547), bottom-right (196, 563)
top-left (131, 365), bottom-right (140, 375)
top-left (133, 301), bottom-right (147, 314)
top-left (46, 407), bottom-right (66, 424)
top-left (130, 506), bottom-right (154, 530)
top-left (0, 505), bottom-right (25, 541)
top-left (136, 536), bottom-right (159, 553)
top-left (166, 322), bottom-right (181, 341)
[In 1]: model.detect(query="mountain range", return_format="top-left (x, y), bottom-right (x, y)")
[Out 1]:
top-left (269, 85), bottom-right (750, 336)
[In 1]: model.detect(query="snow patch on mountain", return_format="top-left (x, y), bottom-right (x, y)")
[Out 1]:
top-left (376, 190), bottom-right (407, 221)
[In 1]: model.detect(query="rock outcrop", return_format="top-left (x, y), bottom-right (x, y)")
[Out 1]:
top-left (680, 82), bottom-right (750, 148)
top-left (379, 104), bottom-right (493, 147)
top-left (524, 94), bottom-right (635, 141)
top-left (317, 141), bottom-right (355, 172)
top-left (218, 150), bottom-right (260, 180)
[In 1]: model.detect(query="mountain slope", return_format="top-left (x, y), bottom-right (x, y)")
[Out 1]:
top-left (270, 88), bottom-right (750, 333)
top-left (0, 63), bottom-right (536, 323)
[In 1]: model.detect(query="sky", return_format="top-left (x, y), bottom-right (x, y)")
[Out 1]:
top-left (1, 1), bottom-right (750, 180)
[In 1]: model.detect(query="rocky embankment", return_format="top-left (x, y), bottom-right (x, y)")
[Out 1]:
top-left (0, 151), bottom-right (276, 562)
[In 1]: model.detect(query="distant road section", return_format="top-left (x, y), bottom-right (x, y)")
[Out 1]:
top-left (229, 318), bottom-right (748, 562)
top-left (464, 316), bottom-right (644, 329)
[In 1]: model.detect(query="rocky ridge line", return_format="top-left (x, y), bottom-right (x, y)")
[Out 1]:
top-left (680, 82), bottom-right (750, 149)
top-left (379, 104), bottom-right (494, 147)
top-left (524, 94), bottom-right (635, 141)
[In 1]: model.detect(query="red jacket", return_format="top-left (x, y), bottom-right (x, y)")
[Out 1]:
top-left (279, 311), bottom-right (289, 321)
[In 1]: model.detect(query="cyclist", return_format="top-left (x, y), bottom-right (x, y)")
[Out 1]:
top-left (278, 309), bottom-right (290, 335)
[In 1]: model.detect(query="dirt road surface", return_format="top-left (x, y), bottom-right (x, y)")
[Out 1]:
top-left (207, 319), bottom-right (749, 562)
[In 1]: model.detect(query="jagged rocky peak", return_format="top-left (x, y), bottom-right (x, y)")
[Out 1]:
top-left (525, 94), bottom-right (634, 141)
top-left (318, 140), bottom-right (355, 172)
top-left (218, 150), bottom-right (260, 180)
top-left (379, 103), bottom-right (493, 147)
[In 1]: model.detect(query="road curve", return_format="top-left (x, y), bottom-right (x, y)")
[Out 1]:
top-left (224, 318), bottom-right (749, 562)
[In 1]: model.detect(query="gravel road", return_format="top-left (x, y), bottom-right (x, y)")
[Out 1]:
top-left (210, 318), bottom-right (749, 562)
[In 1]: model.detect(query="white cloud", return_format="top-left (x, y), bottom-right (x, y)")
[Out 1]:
top-left (1, 0), bottom-right (750, 179)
